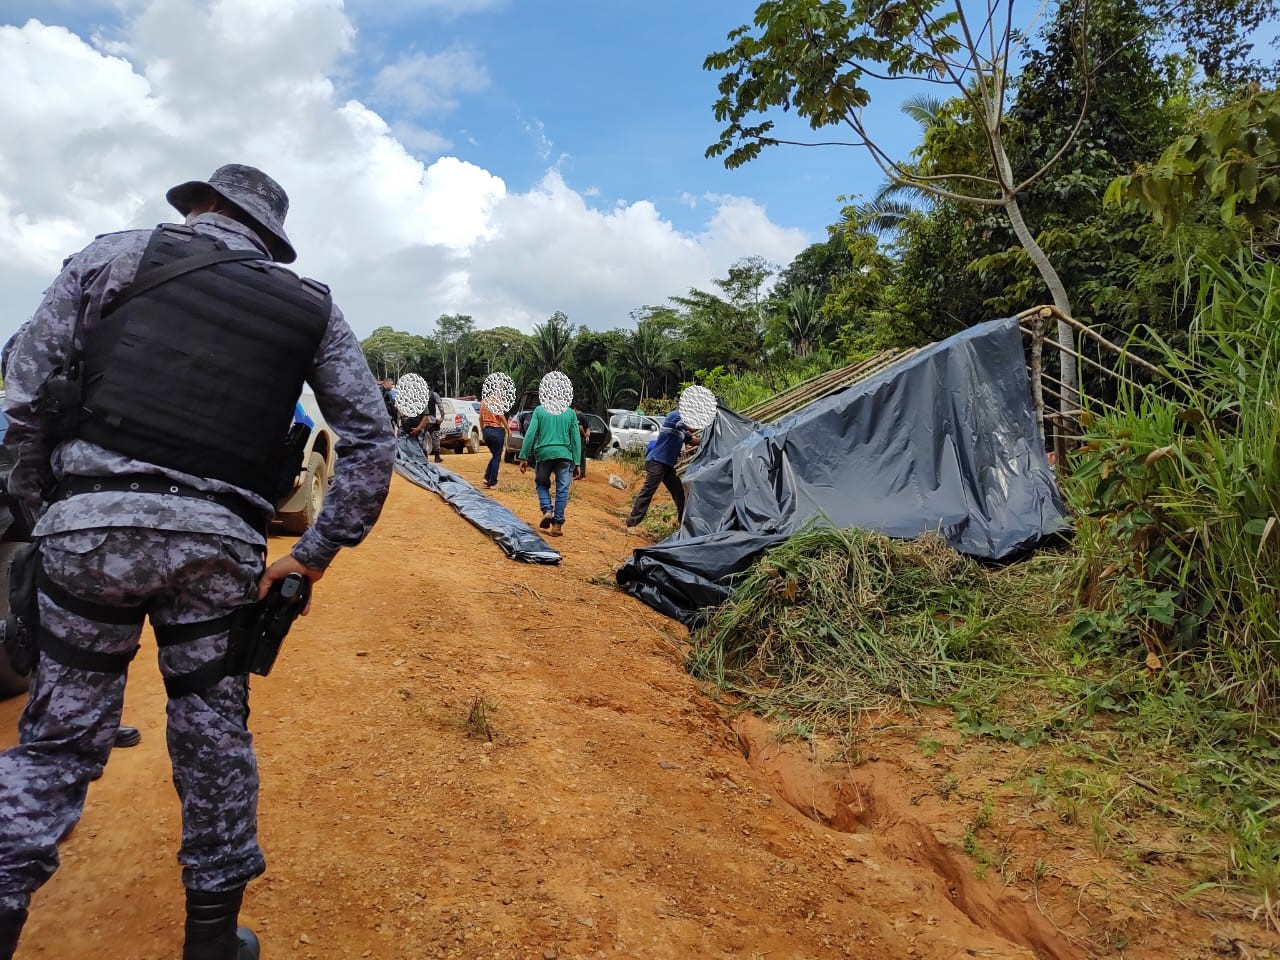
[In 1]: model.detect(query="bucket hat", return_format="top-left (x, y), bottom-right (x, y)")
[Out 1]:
top-left (166, 163), bottom-right (297, 263)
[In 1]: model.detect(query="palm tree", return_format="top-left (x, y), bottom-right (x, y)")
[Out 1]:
top-left (627, 319), bottom-right (673, 404)
top-left (530, 311), bottom-right (574, 371)
top-left (783, 285), bottom-right (825, 358)
top-left (586, 360), bottom-right (637, 413)
top-left (851, 95), bottom-right (948, 235)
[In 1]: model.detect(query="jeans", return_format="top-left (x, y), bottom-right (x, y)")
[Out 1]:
top-left (534, 458), bottom-right (573, 523)
top-left (482, 427), bottom-right (505, 485)
top-left (626, 460), bottom-right (685, 526)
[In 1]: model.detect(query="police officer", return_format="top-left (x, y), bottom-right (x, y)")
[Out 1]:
top-left (0, 164), bottom-right (394, 959)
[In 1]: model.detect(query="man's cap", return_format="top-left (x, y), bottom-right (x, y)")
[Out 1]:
top-left (166, 163), bottom-right (297, 263)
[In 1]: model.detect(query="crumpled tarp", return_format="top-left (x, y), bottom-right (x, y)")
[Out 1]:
top-left (617, 317), bottom-right (1070, 624)
top-left (394, 436), bottom-right (561, 564)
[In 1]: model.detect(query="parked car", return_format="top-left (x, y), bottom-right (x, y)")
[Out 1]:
top-left (503, 410), bottom-right (612, 466)
top-left (607, 412), bottom-right (661, 454)
top-left (438, 397), bottom-right (482, 454)
top-left (274, 390), bottom-right (338, 535)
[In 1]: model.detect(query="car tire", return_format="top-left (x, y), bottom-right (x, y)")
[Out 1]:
top-left (465, 429), bottom-right (481, 454)
top-left (278, 452), bottom-right (328, 535)
top-left (0, 541), bottom-right (31, 699)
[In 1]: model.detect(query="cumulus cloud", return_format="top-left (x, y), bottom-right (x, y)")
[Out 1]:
top-left (371, 47), bottom-right (488, 116)
top-left (0, 0), bottom-right (809, 343)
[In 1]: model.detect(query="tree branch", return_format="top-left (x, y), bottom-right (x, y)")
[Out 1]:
top-left (1011, 0), bottom-right (1093, 194)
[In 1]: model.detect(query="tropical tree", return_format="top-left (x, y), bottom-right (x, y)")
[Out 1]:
top-left (779, 285), bottom-right (825, 358)
top-left (585, 360), bottom-right (637, 414)
top-left (1108, 87), bottom-right (1280, 252)
top-left (626, 319), bottom-right (675, 404)
top-left (471, 326), bottom-right (529, 376)
top-left (705, 0), bottom-right (1095, 411)
top-left (530, 311), bottom-right (575, 371)
top-left (672, 257), bottom-right (776, 379)
top-left (360, 326), bottom-right (433, 381)
top-left (435, 313), bottom-right (474, 397)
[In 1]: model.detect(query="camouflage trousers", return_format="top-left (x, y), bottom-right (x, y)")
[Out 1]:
top-left (0, 527), bottom-right (267, 912)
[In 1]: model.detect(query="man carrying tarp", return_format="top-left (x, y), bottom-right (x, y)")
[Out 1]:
top-left (625, 409), bottom-right (698, 531)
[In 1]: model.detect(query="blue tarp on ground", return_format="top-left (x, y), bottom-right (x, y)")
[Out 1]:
top-left (395, 436), bottom-right (561, 564)
top-left (617, 317), bottom-right (1070, 623)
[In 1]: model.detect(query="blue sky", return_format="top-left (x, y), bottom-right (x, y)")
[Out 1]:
top-left (7, 0), bottom-right (1244, 342)
top-left (345, 0), bottom-right (878, 239)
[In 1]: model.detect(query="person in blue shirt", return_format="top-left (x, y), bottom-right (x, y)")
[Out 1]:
top-left (625, 409), bottom-right (698, 530)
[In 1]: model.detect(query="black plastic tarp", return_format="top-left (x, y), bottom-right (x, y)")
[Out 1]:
top-left (617, 317), bottom-right (1070, 624)
top-left (394, 437), bottom-right (561, 564)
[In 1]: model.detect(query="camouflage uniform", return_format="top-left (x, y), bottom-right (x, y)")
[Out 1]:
top-left (0, 213), bottom-right (394, 914)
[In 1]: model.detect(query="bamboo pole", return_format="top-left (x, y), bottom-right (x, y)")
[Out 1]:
top-left (742, 348), bottom-right (915, 424)
top-left (1018, 305), bottom-right (1167, 379)
top-left (1019, 325), bottom-right (1150, 393)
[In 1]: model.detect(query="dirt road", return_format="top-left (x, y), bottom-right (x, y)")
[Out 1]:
top-left (0, 453), bottom-right (1268, 959)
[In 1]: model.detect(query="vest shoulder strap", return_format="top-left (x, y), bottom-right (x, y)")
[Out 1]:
top-left (103, 246), bottom-right (263, 319)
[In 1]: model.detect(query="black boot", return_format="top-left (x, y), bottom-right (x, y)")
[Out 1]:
top-left (184, 888), bottom-right (260, 960)
top-left (114, 726), bottom-right (142, 748)
top-left (0, 909), bottom-right (27, 960)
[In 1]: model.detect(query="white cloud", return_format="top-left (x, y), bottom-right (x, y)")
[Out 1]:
top-left (521, 117), bottom-right (554, 163)
top-left (0, 0), bottom-right (809, 344)
top-left (371, 47), bottom-right (488, 116)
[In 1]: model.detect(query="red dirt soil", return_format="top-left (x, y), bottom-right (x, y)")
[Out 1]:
top-left (3, 452), bottom-right (1277, 959)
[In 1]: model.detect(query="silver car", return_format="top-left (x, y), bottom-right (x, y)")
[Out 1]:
top-left (608, 412), bottom-right (661, 454)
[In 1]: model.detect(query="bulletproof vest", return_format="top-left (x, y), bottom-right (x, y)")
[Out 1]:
top-left (77, 224), bottom-right (331, 499)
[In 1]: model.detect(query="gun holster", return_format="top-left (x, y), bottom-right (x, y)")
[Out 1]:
top-left (2, 542), bottom-right (42, 677)
top-left (36, 363), bottom-right (84, 444)
top-left (228, 573), bottom-right (310, 678)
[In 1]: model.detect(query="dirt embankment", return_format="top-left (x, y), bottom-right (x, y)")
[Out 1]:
top-left (3, 452), bottom-right (1275, 959)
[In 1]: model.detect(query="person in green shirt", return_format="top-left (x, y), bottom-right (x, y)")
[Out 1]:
top-left (518, 399), bottom-right (582, 537)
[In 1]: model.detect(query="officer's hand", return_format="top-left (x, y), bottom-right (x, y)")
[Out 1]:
top-left (519, 460), bottom-right (528, 474)
top-left (259, 554), bottom-right (324, 615)
top-left (572, 466), bottom-right (582, 479)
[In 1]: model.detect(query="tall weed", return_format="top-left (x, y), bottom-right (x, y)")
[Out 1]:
top-left (1066, 255), bottom-right (1280, 712)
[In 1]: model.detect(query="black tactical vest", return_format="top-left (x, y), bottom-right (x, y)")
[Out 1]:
top-left (77, 224), bottom-right (331, 499)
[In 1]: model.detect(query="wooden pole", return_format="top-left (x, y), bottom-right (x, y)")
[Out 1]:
top-left (1029, 308), bottom-right (1046, 443)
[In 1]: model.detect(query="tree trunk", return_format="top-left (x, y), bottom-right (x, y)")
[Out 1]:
top-left (999, 195), bottom-right (1077, 418)
top-left (989, 132), bottom-right (1078, 420)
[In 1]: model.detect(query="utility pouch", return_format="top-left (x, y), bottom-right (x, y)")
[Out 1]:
top-left (2, 542), bottom-right (42, 676)
top-left (267, 422), bottom-right (312, 502)
top-left (228, 573), bottom-right (310, 678)
top-left (36, 362), bottom-right (84, 444)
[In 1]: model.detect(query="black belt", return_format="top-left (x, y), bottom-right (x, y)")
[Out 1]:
top-left (56, 474), bottom-right (269, 536)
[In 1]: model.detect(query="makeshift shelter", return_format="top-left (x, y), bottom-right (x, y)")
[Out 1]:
top-left (616, 317), bottom-right (1070, 624)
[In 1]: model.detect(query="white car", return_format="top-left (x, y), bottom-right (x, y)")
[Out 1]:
top-left (275, 390), bottom-right (337, 534)
top-left (608, 412), bottom-right (662, 454)
top-left (439, 397), bottom-right (482, 454)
